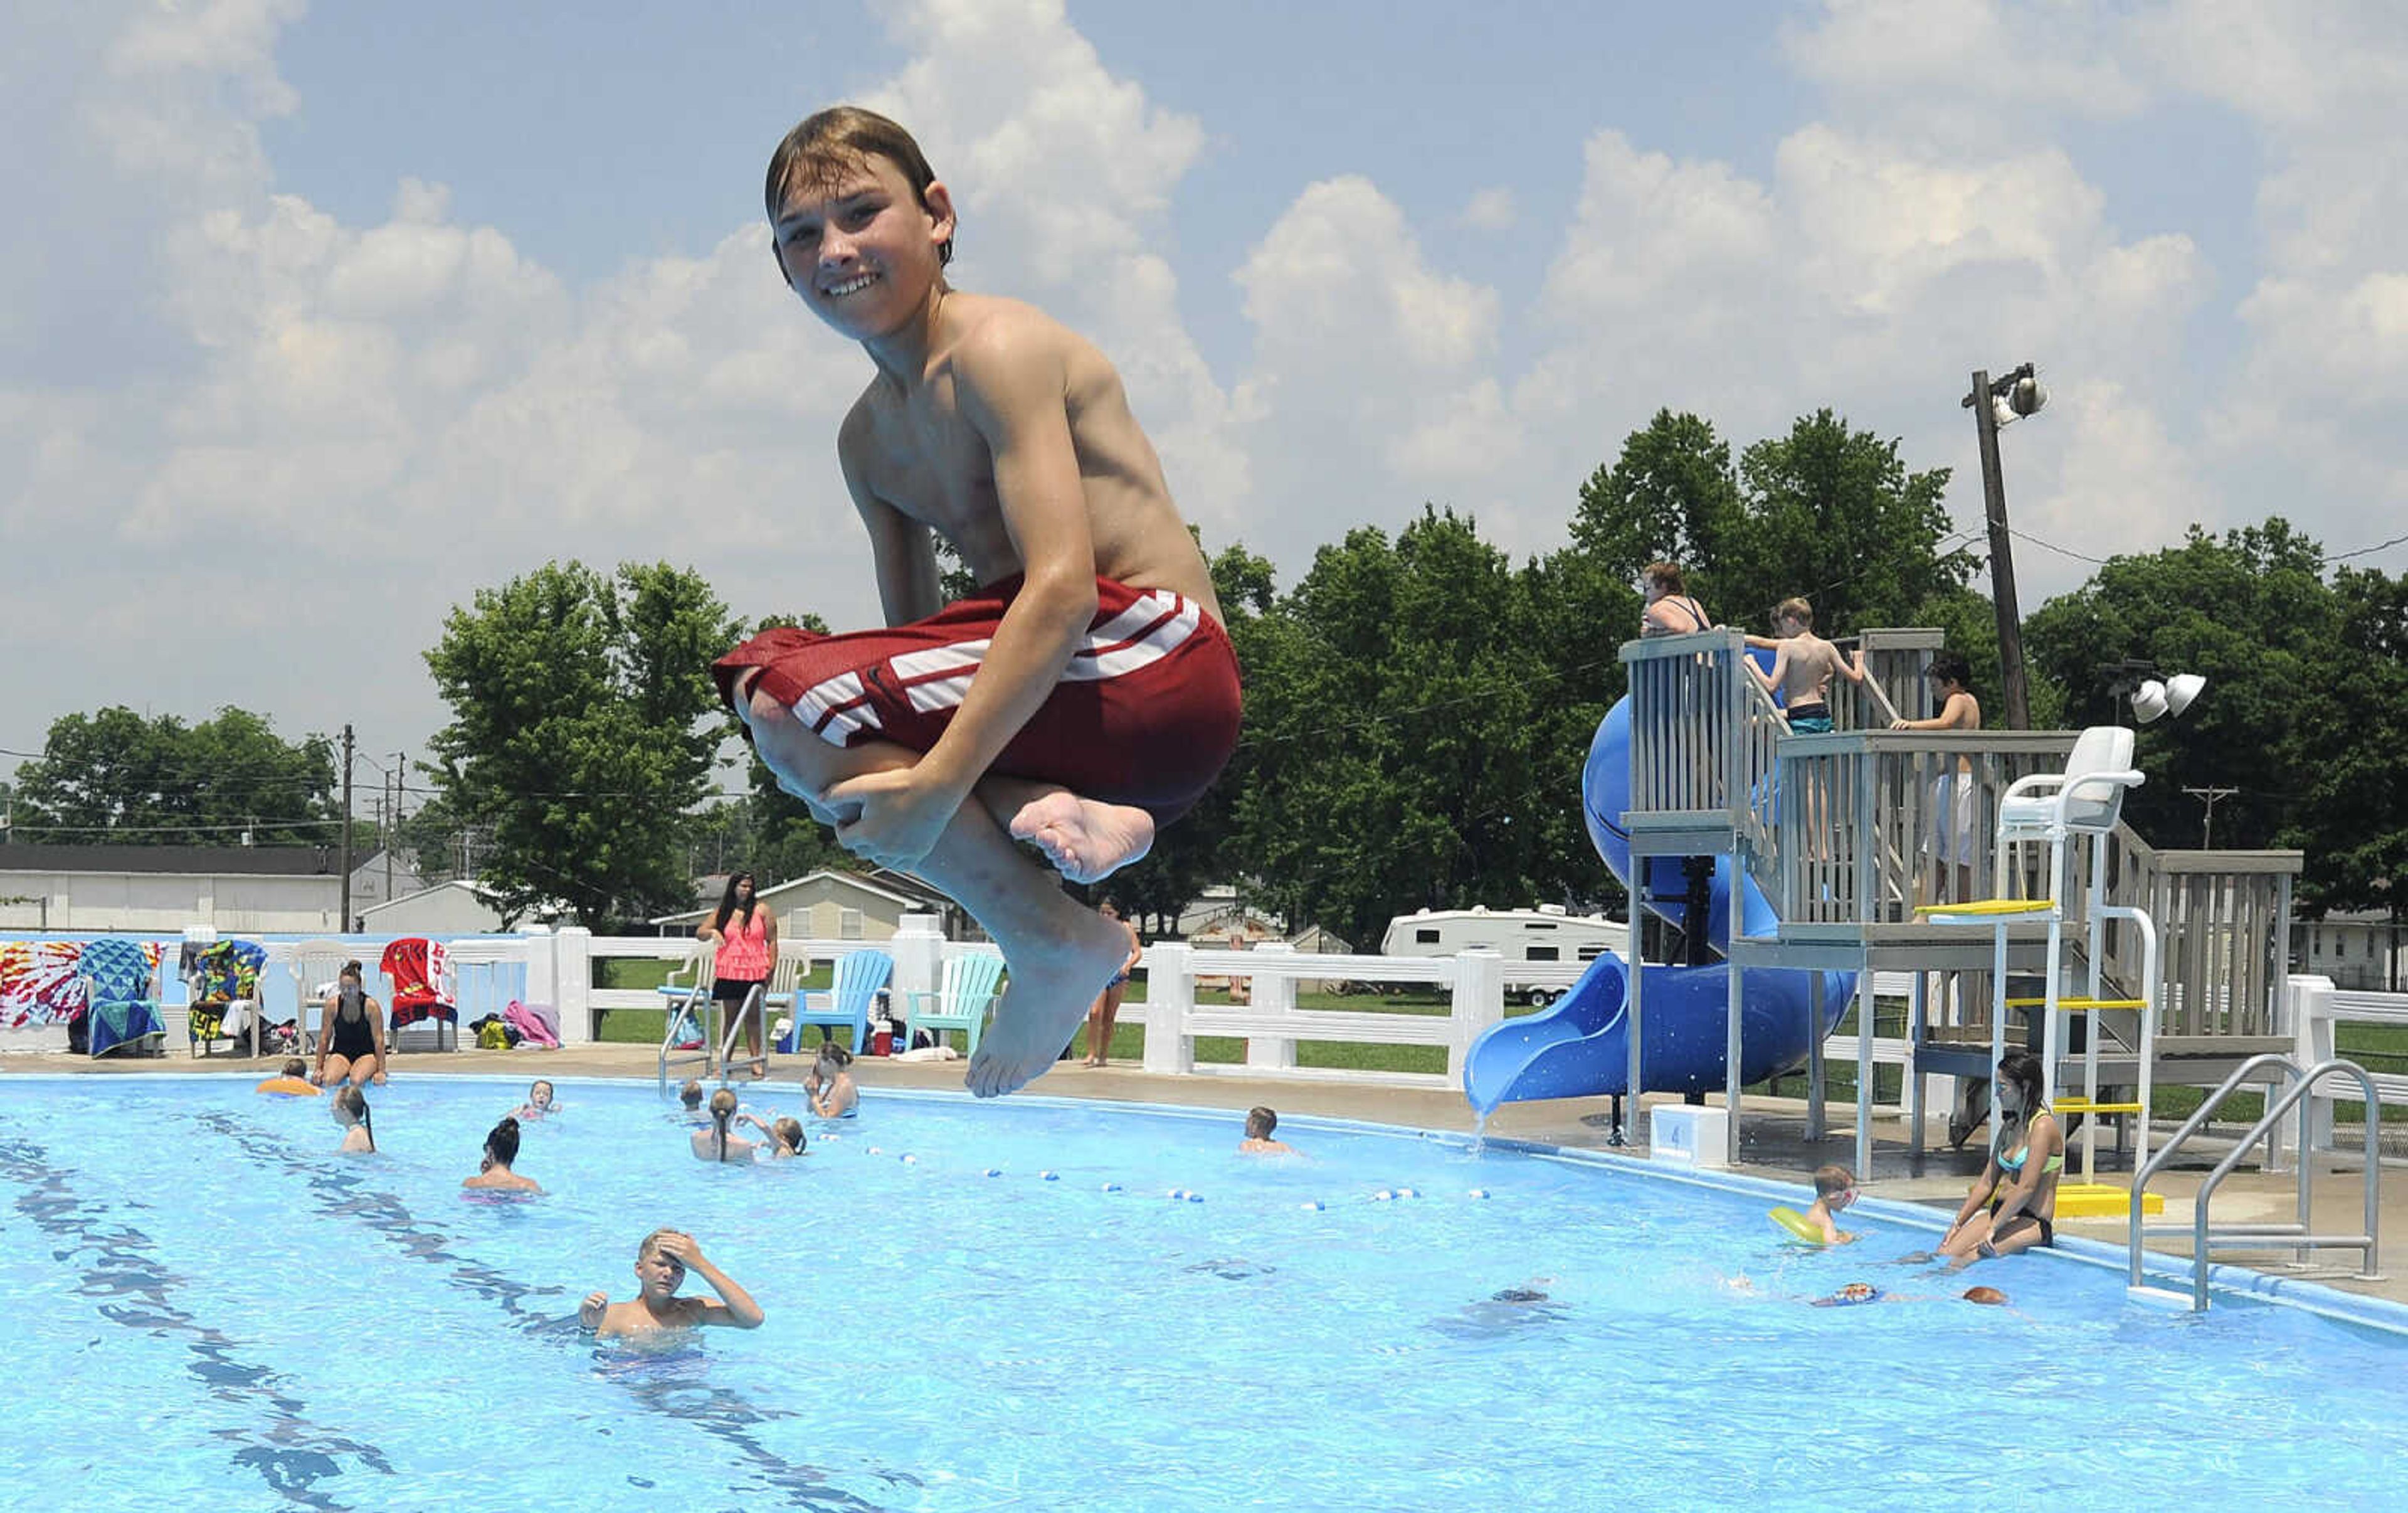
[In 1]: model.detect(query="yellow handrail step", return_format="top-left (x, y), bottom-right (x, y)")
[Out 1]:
top-left (2054, 1098), bottom-right (2145, 1115)
top-left (2053, 1183), bottom-right (2165, 1220)
top-left (2003, 997), bottom-right (2148, 1012)
top-left (1913, 899), bottom-right (2055, 917)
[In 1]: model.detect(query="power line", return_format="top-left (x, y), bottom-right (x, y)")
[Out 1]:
top-left (2325, 529), bottom-right (2408, 564)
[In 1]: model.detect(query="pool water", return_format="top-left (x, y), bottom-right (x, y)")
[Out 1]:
top-left (1, 1075), bottom-right (2400, 1511)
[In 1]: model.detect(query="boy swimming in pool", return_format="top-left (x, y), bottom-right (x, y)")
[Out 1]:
top-left (579, 1228), bottom-right (764, 1341)
top-left (1800, 1163), bottom-right (1861, 1245)
top-left (717, 107), bottom-right (1242, 1101)
top-left (1238, 1106), bottom-right (1294, 1155)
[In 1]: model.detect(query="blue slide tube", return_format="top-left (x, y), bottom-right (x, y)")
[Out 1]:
top-left (1462, 696), bottom-right (1851, 1116)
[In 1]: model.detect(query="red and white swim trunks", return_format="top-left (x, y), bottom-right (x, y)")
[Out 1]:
top-left (713, 576), bottom-right (1242, 824)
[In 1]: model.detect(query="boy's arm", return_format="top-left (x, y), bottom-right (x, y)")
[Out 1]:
top-left (677, 1244), bottom-right (765, 1330)
top-left (1835, 644), bottom-right (1867, 684)
top-left (827, 329), bottom-right (1098, 868)
top-left (1763, 641), bottom-right (1793, 694)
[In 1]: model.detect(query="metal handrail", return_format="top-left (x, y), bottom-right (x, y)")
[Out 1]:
top-left (2129, 1051), bottom-right (2384, 1309)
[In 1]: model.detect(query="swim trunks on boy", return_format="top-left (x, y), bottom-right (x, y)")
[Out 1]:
top-left (714, 575), bottom-right (1241, 824)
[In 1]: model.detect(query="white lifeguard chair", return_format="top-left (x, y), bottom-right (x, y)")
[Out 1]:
top-left (1918, 726), bottom-right (2162, 1214)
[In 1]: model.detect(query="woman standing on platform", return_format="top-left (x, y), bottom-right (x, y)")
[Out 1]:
top-left (699, 871), bottom-right (778, 1076)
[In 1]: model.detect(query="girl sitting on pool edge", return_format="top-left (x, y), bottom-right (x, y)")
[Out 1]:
top-left (1926, 1051), bottom-right (2063, 1268)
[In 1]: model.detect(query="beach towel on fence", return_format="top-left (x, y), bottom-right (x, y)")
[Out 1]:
top-left (503, 1000), bottom-right (560, 1048)
top-left (0, 940), bottom-right (85, 1028)
top-left (378, 938), bottom-right (456, 1029)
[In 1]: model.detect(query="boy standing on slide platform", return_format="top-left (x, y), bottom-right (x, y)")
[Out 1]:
top-left (714, 107), bottom-right (1240, 1099)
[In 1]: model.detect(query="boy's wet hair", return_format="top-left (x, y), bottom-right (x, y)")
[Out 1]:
top-left (680, 1078), bottom-right (704, 1109)
top-left (1775, 597), bottom-right (1814, 628)
top-left (637, 1227), bottom-right (685, 1263)
top-left (281, 1058), bottom-right (307, 1078)
top-left (1245, 1105), bottom-right (1278, 1139)
top-left (1813, 1163), bottom-right (1854, 1198)
top-left (764, 105), bottom-right (954, 267)
top-left (1928, 650), bottom-right (1973, 689)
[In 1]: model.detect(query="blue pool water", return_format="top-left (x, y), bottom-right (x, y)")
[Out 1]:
top-left (2, 1074), bottom-right (2400, 1510)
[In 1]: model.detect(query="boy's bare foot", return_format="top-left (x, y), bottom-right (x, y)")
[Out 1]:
top-left (966, 909), bottom-right (1130, 1098)
top-left (1008, 791), bottom-right (1155, 884)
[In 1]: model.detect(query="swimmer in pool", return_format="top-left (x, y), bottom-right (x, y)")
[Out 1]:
top-left (691, 1090), bottom-right (760, 1164)
top-left (579, 1228), bottom-right (764, 1340)
top-left (331, 1085), bottom-right (376, 1154)
top-left (514, 1079), bottom-right (557, 1121)
top-left (1238, 1106), bottom-right (1294, 1155)
top-left (463, 1115), bottom-right (542, 1194)
top-left (739, 1113), bottom-right (808, 1159)
top-left (805, 1043), bottom-right (858, 1118)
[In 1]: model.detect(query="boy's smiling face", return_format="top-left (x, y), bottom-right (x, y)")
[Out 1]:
top-left (771, 153), bottom-right (954, 340)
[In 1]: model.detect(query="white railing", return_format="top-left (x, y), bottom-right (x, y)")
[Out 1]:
top-left (2292, 975), bottom-right (2408, 1160)
top-left (1136, 940), bottom-right (1504, 1087)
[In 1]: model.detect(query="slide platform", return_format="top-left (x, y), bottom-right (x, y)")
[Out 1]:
top-left (1462, 695), bottom-right (1852, 1115)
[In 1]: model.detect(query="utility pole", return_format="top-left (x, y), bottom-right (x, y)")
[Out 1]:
top-left (2183, 785), bottom-right (2239, 849)
top-left (1968, 367), bottom-right (2032, 729)
top-left (339, 724), bottom-right (355, 929)
top-left (386, 751), bottom-right (403, 900)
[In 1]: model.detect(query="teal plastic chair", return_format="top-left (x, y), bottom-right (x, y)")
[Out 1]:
top-left (903, 952), bottom-right (1006, 1057)
top-left (780, 948), bottom-right (892, 1053)
top-left (78, 938), bottom-right (165, 1058)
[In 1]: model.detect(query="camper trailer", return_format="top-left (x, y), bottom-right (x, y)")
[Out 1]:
top-left (1379, 905), bottom-right (1629, 1006)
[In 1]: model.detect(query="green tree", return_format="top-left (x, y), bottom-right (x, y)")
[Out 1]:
top-left (425, 561), bottom-right (737, 928)
top-left (9, 706), bottom-right (340, 846)
top-left (2278, 563), bottom-right (2407, 918)
top-left (1570, 408), bottom-right (1968, 639)
top-left (1233, 509), bottom-right (1562, 950)
top-left (2023, 519), bottom-right (2335, 857)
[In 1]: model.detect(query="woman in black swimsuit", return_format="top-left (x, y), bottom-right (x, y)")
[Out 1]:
top-left (312, 960), bottom-right (390, 1089)
top-left (1639, 561), bottom-right (1714, 638)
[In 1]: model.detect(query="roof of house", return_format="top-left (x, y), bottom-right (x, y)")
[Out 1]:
top-left (649, 868), bottom-right (940, 925)
top-left (0, 842), bottom-right (347, 877)
top-left (359, 879), bottom-right (505, 919)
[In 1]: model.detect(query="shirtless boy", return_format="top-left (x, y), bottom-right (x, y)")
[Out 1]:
top-left (579, 1228), bottom-right (764, 1340)
top-left (717, 107), bottom-right (1241, 1099)
top-left (1753, 598), bottom-right (1865, 733)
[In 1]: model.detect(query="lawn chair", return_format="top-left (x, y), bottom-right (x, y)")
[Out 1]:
top-left (78, 938), bottom-right (166, 1058)
top-left (378, 937), bottom-right (458, 1051)
top-left (902, 952), bottom-right (1005, 1058)
top-left (285, 940), bottom-right (354, 1054)
top-left (186, 938), bottom-right (272, 1056)
top-left (779, 948), bottom-right (891, 1054)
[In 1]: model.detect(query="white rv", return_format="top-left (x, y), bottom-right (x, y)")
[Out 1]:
top-left (1379, 905), bottom-right (1629, 1006)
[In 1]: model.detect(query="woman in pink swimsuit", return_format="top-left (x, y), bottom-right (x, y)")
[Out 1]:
top-left (698, 871), bottom-right (778, 1075)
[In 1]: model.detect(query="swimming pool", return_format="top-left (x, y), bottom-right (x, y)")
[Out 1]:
top-left (3, 1075), bottom-right (2400, 1510)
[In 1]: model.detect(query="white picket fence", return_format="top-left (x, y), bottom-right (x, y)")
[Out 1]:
top-left (2291, 975), bottom-right (2408, 1159)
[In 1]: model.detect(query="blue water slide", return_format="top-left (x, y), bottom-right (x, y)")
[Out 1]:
top-left (1462, 695), bottom-right (1852, 1115)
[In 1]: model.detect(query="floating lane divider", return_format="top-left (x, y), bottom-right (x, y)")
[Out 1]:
top-left (843, 1141), bottom-right (1496, 1213)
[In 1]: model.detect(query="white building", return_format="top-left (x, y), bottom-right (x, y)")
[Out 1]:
top-left (359, 880), bottom-right (520, 937)
top-left (2296, 911), bottom-right (2404, 992)
top-left (0, 844), bottom-right (423, 933)
top-left (652, 868), bottom-right (965, 942)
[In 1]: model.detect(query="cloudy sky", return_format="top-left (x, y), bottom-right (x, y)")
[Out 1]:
top-left (6, 0), bottom-right (2404, 815)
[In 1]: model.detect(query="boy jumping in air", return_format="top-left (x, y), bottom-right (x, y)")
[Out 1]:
top-left (716, 108), bottom-right (1241, 1099)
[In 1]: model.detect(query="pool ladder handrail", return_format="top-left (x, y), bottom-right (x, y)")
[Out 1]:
top-left (2128, 1051), bottom-right (2384, 1310)
top-left (658, 948), bottom-right (720, 1097)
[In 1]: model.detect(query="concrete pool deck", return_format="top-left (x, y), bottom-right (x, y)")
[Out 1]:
top-left (11, 1041), bottom-right (2401, 1309)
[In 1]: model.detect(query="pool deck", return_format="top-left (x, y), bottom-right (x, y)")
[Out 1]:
top-left (13, 1043), bottom-right (2401, 1309)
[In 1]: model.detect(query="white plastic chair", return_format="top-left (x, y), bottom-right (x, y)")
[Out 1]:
top-left (1995, 725), bottom-right (2143, 844)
